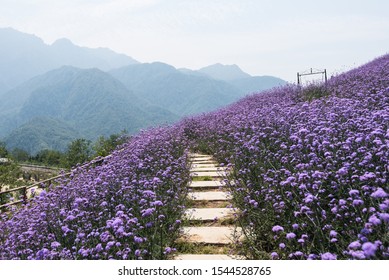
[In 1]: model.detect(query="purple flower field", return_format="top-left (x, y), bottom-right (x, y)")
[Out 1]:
top-left (184, 54), bottom-right (389, 259)
top-left (0, 128), bottom-right (190, 259)
top-left (0, 54), bottom-right (388, 260)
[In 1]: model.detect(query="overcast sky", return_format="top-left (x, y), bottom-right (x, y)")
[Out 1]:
top-left (1, 0), bottom-right (388, 82)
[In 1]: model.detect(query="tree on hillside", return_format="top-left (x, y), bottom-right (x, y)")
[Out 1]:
top-left (0, 141), bottom-right (8, 158)
top-left (0, 144), bottom-right (22, 206)
top-left (62, 139), bottom-right (92, 169)
top-left (34, 149), bottom-right (64, 167)
top-left (0, 162), bottom-right (22, 205)
top-left (10, 148), bottom-right (31, 162)
top-left (93, 130), bottom-right (130, 157)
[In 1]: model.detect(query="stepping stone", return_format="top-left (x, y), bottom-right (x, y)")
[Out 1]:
top-left (191, 171), bottom-right (228, 177)
top-left (191, 162), bottom-right (217, 166)
top-left (191, 163), bottom-right (219, 168)
top-left (191, 167), bottom-right (226, 172)
top-left (181, 226), bottom-right (238, 244)
top-left (191, 161), bottom-right (218, 166)
top-left (185, 208), bottom-right (235, 221)
top-left (188, 191), bottom-right (230, 201)
top-left (175, 254), bottom-right (240, 260)
top-left (191, 157), bottom-right (213, 162)
top-left (189, 154), bottom-right (211, 158)
top-left (189, 181), bottom-right (225, 188)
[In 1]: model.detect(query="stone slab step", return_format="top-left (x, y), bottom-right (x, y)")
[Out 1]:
top-left (192, 160), bottom-right (217, 163)
top-left (189, 154), bottom-right (211, 158)
top-left (182, 226), bottom-right (238, 244)
top-left (191, 171), bottom-right (228, 177)
top-left (189, 181), bottom-right (225, 188)
top-left (188, 191), bottom-right (230, 201)
top-left (191, 163), bottom-right (219, 168)
top-left (191, 157), bottom-right (213, 162)
top-left (175, 254), bottom-right (240, 260)
top-left (191, 162), bottom-right (218, 166)
top-left (191, 167), bottom-right (226, 172)
top-left (185, 208), bottom-right (235, 221)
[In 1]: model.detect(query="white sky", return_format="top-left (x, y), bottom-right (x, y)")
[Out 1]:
top-left (1, 0), bottom-right (388, 82)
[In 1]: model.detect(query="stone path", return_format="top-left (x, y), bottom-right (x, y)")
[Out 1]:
top-left (175, 153), bottom-right (242, 260)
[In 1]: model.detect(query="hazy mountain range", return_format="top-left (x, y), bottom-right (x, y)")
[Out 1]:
top-left (0, 28), bottom-right (286, 154)
top-left (0, 27), bottom-right (138, 94)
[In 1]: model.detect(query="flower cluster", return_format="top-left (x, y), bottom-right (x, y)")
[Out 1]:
top-left (182, 54), bottom-right (389, 259)
top-left (0, 127), bottom-right (190, 259)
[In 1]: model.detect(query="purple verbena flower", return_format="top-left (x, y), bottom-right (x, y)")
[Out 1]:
top-left (362, 242), bottom-right (377, 257)
top-left (321, 252), bottom-right (337, 260)
top-left (271, 252), bottom-right (279, 259)
top-left (272, 225), bottom-right (284, 233)
top-left (371, 188), bottom-right (387, 198)
top-left (348, 241), bottom-right (361, 250)
top-left (286, 232), bottom-right (296, 239)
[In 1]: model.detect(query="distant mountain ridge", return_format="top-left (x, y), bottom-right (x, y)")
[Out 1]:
top-left (0, 27), bottom-right (138, 93)
top-left (197, 63), bottom-right (287, 95)
top-left (198, 63), bottom-right (251, 81)
top-left (110, 62), bottom-right (243, 116)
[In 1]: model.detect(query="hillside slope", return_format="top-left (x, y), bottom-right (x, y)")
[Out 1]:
top-left (4, 117), bottom-right (81, 153)
top-left (0, 66), bottom-right (177, 154)
top-left (198, 63), bottom-right (287, 95)
top-left (110, 62), bottom-right (243, 116)
top-left (182, 54), bottom-right (389, 260)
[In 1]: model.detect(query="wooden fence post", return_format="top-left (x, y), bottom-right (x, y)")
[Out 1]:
top-left (23, 186), bottom-right (27, 204)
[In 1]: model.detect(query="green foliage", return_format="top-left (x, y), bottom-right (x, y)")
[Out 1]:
top-left (1, 131), bottom-right (130, 171)
top-left (0, 141), bottom-right (8, 157)
top-left (4, 117), bottom-right (80, 155)
top-left (175, 242), bottom-right (229, 255)
top-left (93, 130), bottom-right (129, 157)
top-left (0, 161), bottom-right (22, 206)
top-left (10, 148), bottom-right (31, 162)
top-left (62, 138), bottom-right (92, 169)
top-left (191, 175), bottom-right (212, 181)
top-left (34, 149), bottom-right (64, 167)
top-left (298, 82), bottom-right (330, 101)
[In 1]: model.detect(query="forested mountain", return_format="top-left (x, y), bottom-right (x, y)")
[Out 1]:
top-left (0, 66), bottom-right (177, 154)
top-left (4, 117), bottom-right (81, 154)
top-left (110, 62), bottom-right (245, 116)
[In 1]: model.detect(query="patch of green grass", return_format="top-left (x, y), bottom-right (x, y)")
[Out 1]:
top-left (234, 238), bottom-right (270, 260)
top-left (174, 242), bottom-right (230, 255)
top-left (299, 83), bottom-right (330, 101)
top-left (192, 176), bottom-right (213, 181)
top-left (182, 216), bottom-right (236, 227)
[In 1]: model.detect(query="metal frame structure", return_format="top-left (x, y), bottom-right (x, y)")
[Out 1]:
top-left (297, 68), bottom-right (327, 86)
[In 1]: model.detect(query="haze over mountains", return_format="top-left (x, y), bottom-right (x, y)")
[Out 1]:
top-left (0, 28), bottom-right (286, 154)
top-left (0, 27), bottom-right (138, 94)
top-left (110, 63), bottom-right (242, 116)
